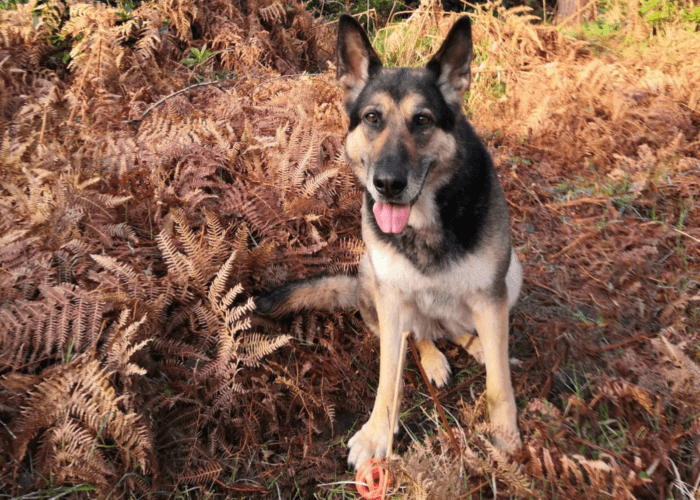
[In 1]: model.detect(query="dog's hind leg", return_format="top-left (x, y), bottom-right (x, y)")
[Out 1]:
top-left (472, 299), bottom-right (520, 450)
top-left (415, 339), bottom-right (451, 388)
top-left (455, 332), bottom-right (485, 365)
top-left (506, 250), bottom-right (522, 310)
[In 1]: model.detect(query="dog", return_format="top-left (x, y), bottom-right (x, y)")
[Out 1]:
top-left (256, 13), bottom-right (522, 470)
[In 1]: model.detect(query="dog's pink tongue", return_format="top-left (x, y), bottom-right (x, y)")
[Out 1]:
top-left (373, 202), bottom-right (411, 234)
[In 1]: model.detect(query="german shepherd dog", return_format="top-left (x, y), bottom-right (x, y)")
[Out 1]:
top-left (256, 14), bottom-right (522, 469)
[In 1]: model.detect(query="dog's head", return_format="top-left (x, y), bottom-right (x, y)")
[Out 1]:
top-left (337, 14), bottom-right (473, 234)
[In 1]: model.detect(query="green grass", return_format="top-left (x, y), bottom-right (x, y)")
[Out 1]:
top-left (10, 483), bottom-right (96, 500)
top-left (372, 22), bottom-right (440, 67)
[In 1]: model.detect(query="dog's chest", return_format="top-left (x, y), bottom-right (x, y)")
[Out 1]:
top-left (368, 240), bottom-right (495, 318)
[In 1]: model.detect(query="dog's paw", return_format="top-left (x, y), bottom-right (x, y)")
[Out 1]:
top-left (490, 428), bottom-right (522, 453)
top-left (347, 419), bottom-right (392, 470)
top-left (456, 333), bottom-right (485, 365)
top-left (420, 347), bottom-right (451, 388)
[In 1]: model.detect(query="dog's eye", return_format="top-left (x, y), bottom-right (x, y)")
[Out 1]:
top-left (415, 115), bottom-right (431, 126)
top-left (364, 112), bottom-right (379, 124)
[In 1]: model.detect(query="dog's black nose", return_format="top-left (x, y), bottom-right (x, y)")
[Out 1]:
top-left (373, 174), bottom-right (407, 198)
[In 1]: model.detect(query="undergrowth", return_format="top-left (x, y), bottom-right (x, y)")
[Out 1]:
top-left (1, 0), bottom-right (699, 498)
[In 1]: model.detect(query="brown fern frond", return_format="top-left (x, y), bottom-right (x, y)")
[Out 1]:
top-left (478, 432), bottom-right (534, 496)
top-left (156, 229), bottom-right (192, 284)
top-left (239, 332), bottom-right (292, 367)
top-left (208, 252), bottom-right (238, 312)
top-left (259, 2), bottom-right (286, 24)
top-left (91, 254), bottom-right (140, 282)
top-left (177, 461), bottom-right (223, 485)
top-left (0, 285), bottom-right (106, 370)
top-left (16, 357), bottom-right (153, 479)
top-left (201, 207), bottom-right (228, 262)
top-left (37, 419), bottom-right (112, 487)
top-left (101, 309), bottom-right (151, 378)
top-left (302, 167), bottom-right (340, 199)
top-left (0, 230), bottom-right (29, 264)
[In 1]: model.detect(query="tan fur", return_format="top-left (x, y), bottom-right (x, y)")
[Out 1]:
top-left (333, 98), bottom-right (523, 466)
top-left (344, 215), bottom-right (522, 464)
top-left (287, 118), bottom-right (523, 467)
top-left (344, 130), bottom-right (367, 181)
top-left (271, 276), bottom-right (358, 316)
top-left (398, 92), bottom-right (426, 118)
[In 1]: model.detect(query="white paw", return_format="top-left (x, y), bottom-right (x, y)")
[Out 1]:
top-left (490, 428), bottom-right (522, 453)
top-left (420, 348), bottom-right (452, 388)
top-left (347, 419), bottom-right (392, 470)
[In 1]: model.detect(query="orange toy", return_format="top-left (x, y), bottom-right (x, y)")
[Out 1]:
top-left (355, 458), bottom-right (389, 499)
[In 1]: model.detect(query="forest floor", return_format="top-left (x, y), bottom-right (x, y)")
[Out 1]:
top-left (1, 0), bottom-right (699, 499)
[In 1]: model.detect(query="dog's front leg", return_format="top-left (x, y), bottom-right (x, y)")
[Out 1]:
top-left (347, 291), bottom-right (404, 470)
top-left (473, 299), bottom-right (521, 450)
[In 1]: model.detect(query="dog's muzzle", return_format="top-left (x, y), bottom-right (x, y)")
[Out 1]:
top-left (367, 149), bottom-right (434, 234)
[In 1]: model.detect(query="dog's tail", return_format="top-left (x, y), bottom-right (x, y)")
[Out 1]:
top-left (255, 276), bottom-right (358, 318)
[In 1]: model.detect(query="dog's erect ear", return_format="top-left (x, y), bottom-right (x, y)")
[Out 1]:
top-left (337, 14), bottom-right (382, 106)
top-left (426, 16), bottom-right (473, 103)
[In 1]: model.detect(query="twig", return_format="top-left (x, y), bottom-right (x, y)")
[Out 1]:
top-left (212, 478), bottom-right (266, 493)
top-left (0, 418), bottom-right (16, 439)
top-left (506, 172), bottom-right (545, 209)
top-left (546, 197), bottom-right (606, 208)
top-left (460, 480), bottom-right (489, 498)
top-left (557, 0), bottom-right (596, 27)
top-left (38, 85), bottom-right (56, 145)
top-left (543, 0), bottom-right (547, 23)
top-left (529, 280), bottom-right (565, 299)
top-left (381, 331), bottom-right (410, 500)
top-left (669, 459), bottom-right (692, 499)
top-left (577, 263), bottom-right (608, 287)
top-left (551, 232), bottom-right (594, 259)
top-left (386, 331), bottom-right (410, 458)
top-left (538, 358), bottom-right (561, 399)
top-left (442, 369), bottom-right (486, 399)
top-left (407, 335), bottom-right (461, 456)
top-left (569, 435), bottom-right (631, 466)
top-left (589, 334), bottom-right (654, 353)
top-left (123, 81), bottom-right (222, 125)
top-left (673, 227), bottom-right (700, 245)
